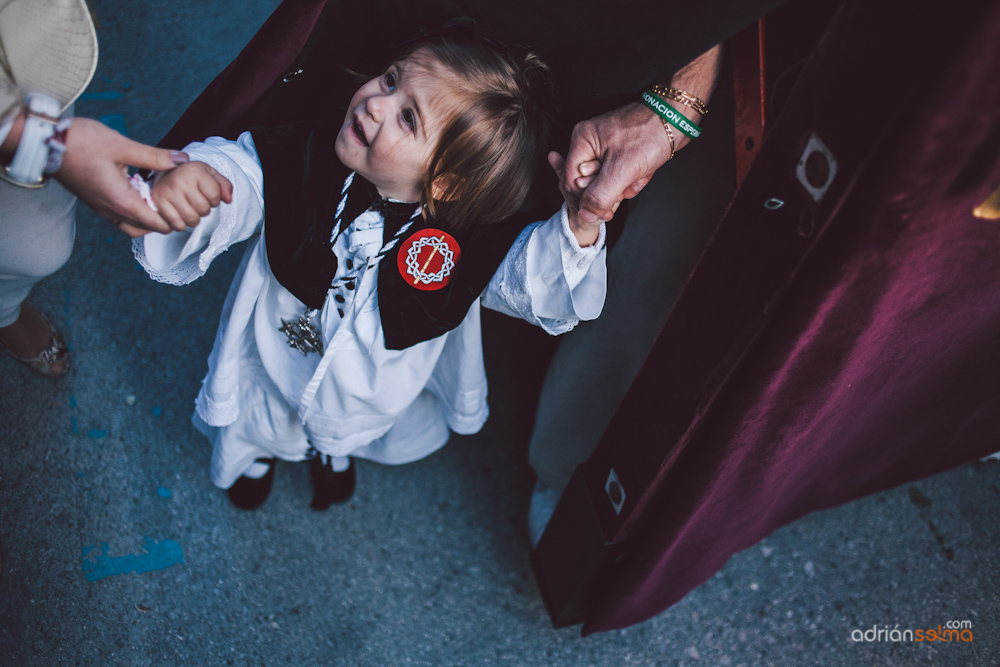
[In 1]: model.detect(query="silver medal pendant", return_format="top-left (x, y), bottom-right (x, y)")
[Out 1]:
top-left (279, 308), bottom-right (324, 356)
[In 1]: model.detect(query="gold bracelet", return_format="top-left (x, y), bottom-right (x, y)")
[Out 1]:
top-left (652, 85), bottom-right (708, 114)
top-left (650, 85), bottom-right (708, 115)
top-left (661, 119), bottom-right (675, 161)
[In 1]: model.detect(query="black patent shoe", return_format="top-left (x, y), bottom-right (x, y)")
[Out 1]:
top-left (309, 456), bottom-right (356, 509)
top-left (226, 458), bottom-right (276, 510)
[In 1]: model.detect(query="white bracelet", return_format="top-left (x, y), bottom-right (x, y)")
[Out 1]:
top-left (44, 117), bottom-right (73, 174)
top-left (1, 93), bottom-right (63, 188)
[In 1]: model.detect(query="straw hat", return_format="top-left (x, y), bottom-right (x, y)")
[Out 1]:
top-left (0, 0), bottom-right (98, 112)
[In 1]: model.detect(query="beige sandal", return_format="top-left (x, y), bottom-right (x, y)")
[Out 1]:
top-left (1, 312), bottom-right (71, 378)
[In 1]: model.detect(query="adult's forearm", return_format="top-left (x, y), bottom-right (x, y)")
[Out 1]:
top-left (658, 43), bottom-right (723, 155)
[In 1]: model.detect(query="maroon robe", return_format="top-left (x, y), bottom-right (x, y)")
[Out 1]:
top-left (549, 0), bottom-right (1000, 634)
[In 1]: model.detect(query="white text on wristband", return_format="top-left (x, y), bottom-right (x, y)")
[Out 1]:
top-left (641, 90), bottom-right (702, 139)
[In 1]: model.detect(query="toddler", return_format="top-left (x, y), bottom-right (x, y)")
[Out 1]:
top-left (133, 31), bottom-right (608, 509)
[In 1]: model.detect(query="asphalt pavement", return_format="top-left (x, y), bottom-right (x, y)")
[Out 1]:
top-left (1, 1), bottom-right (997, 665)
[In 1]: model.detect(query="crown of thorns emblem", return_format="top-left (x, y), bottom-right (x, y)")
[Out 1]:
top-left (405, 235), bottom-right (455, 285)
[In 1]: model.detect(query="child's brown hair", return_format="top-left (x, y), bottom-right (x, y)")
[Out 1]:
top-left (399, 28), bottom-right (554, 229)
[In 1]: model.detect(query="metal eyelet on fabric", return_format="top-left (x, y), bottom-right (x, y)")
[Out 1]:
top-left (605, 469), bottom-right (626, 515)
top-left (282, 68), bottom-right (304, 83)
top-left (764, 198), bottom-right (785, 210)
top-left (795, 133), bottom-right (838, 203)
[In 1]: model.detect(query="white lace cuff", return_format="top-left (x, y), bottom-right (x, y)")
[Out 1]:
top-left (482, 204), bottom-right (608, 335)
top-left (132, 133), bottom-right (265, 285)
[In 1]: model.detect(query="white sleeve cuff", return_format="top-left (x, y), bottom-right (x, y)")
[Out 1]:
top-left (132, 132), bottom-right (265, 285)
top-left (526, 204), bottom-right (607, 325)
top-left (481, 204), bottom-right (608, 335)
top-left (557, 205), bottom-right (607, 289)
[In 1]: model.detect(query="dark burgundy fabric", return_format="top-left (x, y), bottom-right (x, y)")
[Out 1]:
top-left (157, 0), bottom-right (330, 151)
top-left (579, 0), bottom-right (1000, 633)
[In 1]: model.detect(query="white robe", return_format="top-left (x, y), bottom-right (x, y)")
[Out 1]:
top-left (134, 133), bottom-right (607, 488)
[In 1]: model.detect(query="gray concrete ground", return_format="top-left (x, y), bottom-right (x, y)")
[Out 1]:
top-left (1, 2), bottom-right (998, 665)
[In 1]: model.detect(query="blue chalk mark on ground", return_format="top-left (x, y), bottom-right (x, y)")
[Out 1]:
top-left (77, 472), bottom-right (86, 478)
top-left (87, 429), bottom-right (108, 439)
top-left (99, 114), bottom-right (128, 136)
top-left (152, 407), bottom-right (162, 417)
top-left (78, 91), bottom-right (123, 101)
top-left (106, 236), bottom-right (114, 244)
top-left (157, 487), bottom-right (171, 498)
top-left (69, 395), bottom-right (77, 409)
top-left (82, 538), bottom-right (183, 581)
top-left (71, 416), bottom-right (78, 434)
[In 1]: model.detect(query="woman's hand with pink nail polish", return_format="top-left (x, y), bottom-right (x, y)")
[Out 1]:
top-left (53, 118), bottom-right (230, 234)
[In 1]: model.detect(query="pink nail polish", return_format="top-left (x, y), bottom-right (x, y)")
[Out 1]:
top-left (170, 151), bottom-right (189, 165)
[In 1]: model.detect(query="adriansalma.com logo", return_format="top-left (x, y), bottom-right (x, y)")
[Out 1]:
top-left (851, 620), bottom-right (974, 643)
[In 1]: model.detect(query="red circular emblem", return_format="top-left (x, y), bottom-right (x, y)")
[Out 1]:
top-left (396, 228), bottom-right (461, 291)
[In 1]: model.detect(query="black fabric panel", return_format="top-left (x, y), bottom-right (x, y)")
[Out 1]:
top-left (378, 211), bottom-right (531, 350)
top-left (252, 120), bottom-right (532, 349)
top-left (253, 122), bottom-right (349, 310)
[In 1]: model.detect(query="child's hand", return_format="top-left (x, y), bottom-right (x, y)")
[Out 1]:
top-left (150, 161), bottom-right (233, 230)
top-left (549, 151), bottom-right (618, 247)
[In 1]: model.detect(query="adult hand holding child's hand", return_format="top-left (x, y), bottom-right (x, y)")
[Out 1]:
top-left (53, 118), bottom-right (216, 234)
top-left (560, 44), bottom-right (722, 228)
top-left (549, 150), bottom-right (618, 248)
top-left (559, 101), bottom-right (672, 226)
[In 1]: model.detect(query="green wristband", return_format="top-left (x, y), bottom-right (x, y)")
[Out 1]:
top-left (641, 90), bottom-right (702, 139)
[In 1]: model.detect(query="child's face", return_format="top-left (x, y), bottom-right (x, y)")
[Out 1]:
top-left (335, 52), bottom-right (455, 203)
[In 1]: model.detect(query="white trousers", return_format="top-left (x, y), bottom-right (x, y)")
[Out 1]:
top-left (0, 177), bottom-right (77, 326)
